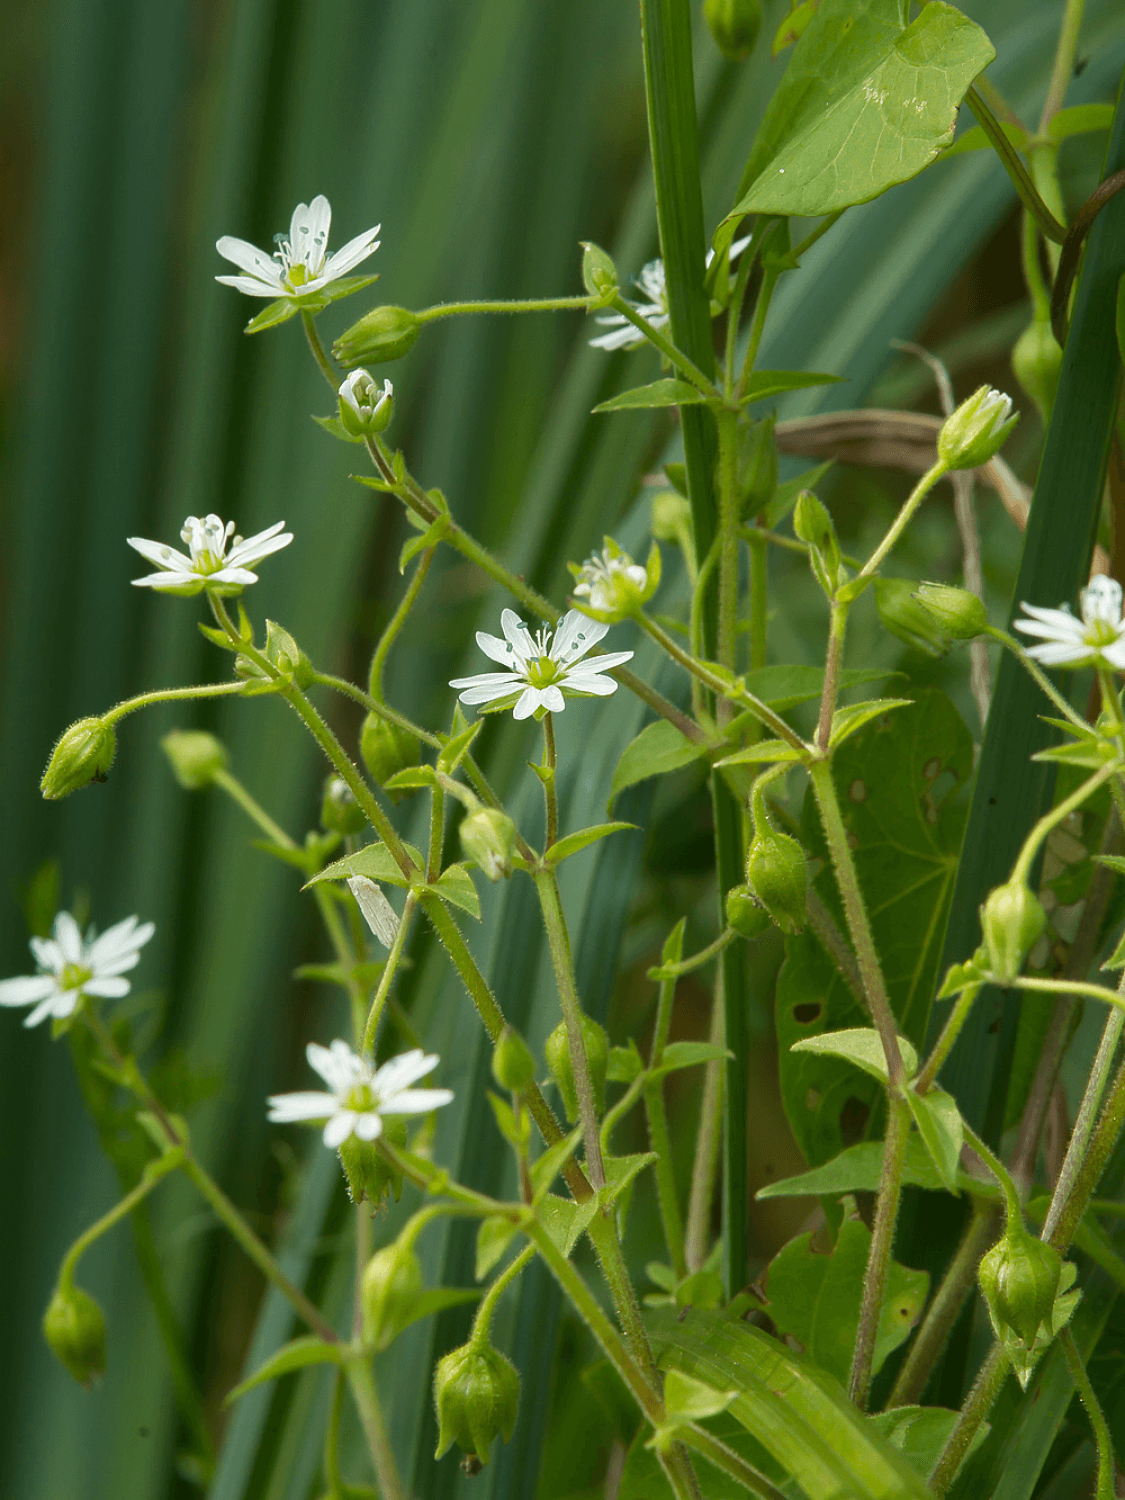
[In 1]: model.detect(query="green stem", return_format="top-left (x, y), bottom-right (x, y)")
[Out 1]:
top-left (1011, 761), bottom-right (1119, 885)
top-left (324, 1372), bottom-right (345, 1497)
top-left (684, 994), bottom-right (724, 1273)
top-left (535, 868), bottom-right (605, 1188)
top-left (651, 927), bottom-right (736, 979)
top-left (345, 1358), bottom-right (407, 1500)
top-left (989, 628), bottom-right (1090, 731)
top-left (857, 461), bottom-right (949, 582)
top-left (1020, 210), bottom-right (1052, 324)
top-left (59, 1152), bottom-right (184, 1285)
top-left (677, 1424), bottom-right (788, 1500)
top-left (310, 670), bottom-right (441, 748)
top-left (815, 601), bottom-right (848, 753)
top-left (417, 295), bottom-right (593, 321)
top-left (368, 547), bottom-right (435, 699)
top-left (962, 1121), bottom-right (1023, 1224)
top-left (1039, 0), bottom-right (1087, 131)
top-left (605, 292), bottom-right (718, 397)
top-left (885, 1202), bottom-right (999, 1409)
top-left (1061, 1326), bottom-right (1115, 1500)
top-left (748, 528), bottom-right (768, 672)
top-left (848, 1095), bottom-right (911, 1408)
top-left (103, 679), bottom-right (249, 725)
top-left (808, 760), bottom-right (904, 1085)
top-left (688, 539), bottom-right (720, 721)
top-left (1049, 1050), bottom-right (1125, 1252)
top-left (929, 1344), bottom-right (1008, 1494)
top-left (916, 984), bottom-right (982, 1093)
top-left (1043, 995), bottom-right (1125, 1241)
top-left (790, 210), bottom-right (845, 262)
top-left (735, 265), bottom-right (780, 402)
top-left (543, 713), bottom-right (558, 850)
top-left (353, 1205), bottom-right (369, 1343)
top-left (647, 933), bottom-right (687, 1277)
top-left (716, 407), bottom-right (741, 706)
top-left (303, 311), bottom-right (340, 391)
top-left (470, 1244), bottom-right (536, 1344)
top-left (964, 86), bottom-right (1068, 244)
top-left (363, 891), bottom-right (417, 1052)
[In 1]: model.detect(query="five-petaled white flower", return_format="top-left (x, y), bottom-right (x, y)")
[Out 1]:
top-left (0, 912), bottom-right (154, 1029)
top-left (450, 608), bottom-right (633, 720)
top-left (127, 514), bottom-right (293, 596)
top-left (1014, 575), bottom-right (1125, 671)
top-left (268, 1041), bottom-right (453, 1149)
top-left (589, 260), bottom-right (667, 351)
top-left (216, 195), bottom-right (380, 301)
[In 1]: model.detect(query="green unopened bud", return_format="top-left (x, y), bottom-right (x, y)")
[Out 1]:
top-left (793, 490), bottom-right (842, 597)
top-left (545, 1015), bottom-right (608, 1122)
top-left (980, 879), bottom-right (1047, 984)
top-left (746, 793), bottom-right (807, 935)
top-left (978, 1226), bottom-right (1062, 1346)
top-left (362, 1236), bottom-right (423, 1348)
top-left (739, 414), bottom-right (777, 517)
top-left (460, 807), bottom-right (517, 882)
top-left (704, 0), bottom-right (763, 58)
top-left (262, 619), bottom-right (315, 688)
top-left (725, 884), bottom-right (771, 939)
top-left (937, 385), bottom-right (1018, 471)
top-left (492, 1026), bottom-right (536, 1095)
top-left (41, 717), bottom-right (116, 799)
top-left (338, 370), bottom-right (394, 436)
top-left (338, 1117), bottom-right (405, 1207)
top-left (581, 241), bottom-right (618, 304)
top-left (321, 775), bottom-right (367, 836)
top-left (913, 582), bottom-right (990, 639)
top-left (434, 1341), bottom-right (520, 1466)
top-left (570, 538), bottom-right (660, 623)
top-left (161, 728), bottom-right (228, 790)
top-left (360, 712), bottom-right (420, 789)
top-left (650, 490), bottom-right (691, 543)
top-left (875, 577), bottom-right (950, 657)
top-left (1011, 320), bottom-right (1063, 425)
top-left (333, 305), bottom-right (421, 367)
top-left (43, 1281), bottom-right (106, 1386)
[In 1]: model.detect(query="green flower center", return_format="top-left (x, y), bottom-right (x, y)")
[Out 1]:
top-left (345, 1083), bottom-right (376, 1112)
top-left (59, 963), bottom-right (92, 992)
top-left (524, 656), bottom-right (563, 690)
top-left (285, 263), bottom-right (309, 290)
top-left (1086, 619), bottom-right (1120, 648)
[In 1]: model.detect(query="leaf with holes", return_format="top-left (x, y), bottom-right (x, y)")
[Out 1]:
top-left (759, 1209), bottom-right (929, 1386)
top-left (777, 689), bottom-right (972, 1165)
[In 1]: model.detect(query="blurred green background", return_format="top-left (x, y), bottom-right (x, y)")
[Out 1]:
top-left (2, 2), bottom-right (1124, 1498)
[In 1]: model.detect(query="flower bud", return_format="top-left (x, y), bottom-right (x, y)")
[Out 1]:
top-left (360, 712), bottom-right (420, 789)
top-left (161, 728), bottom-right (228, 790)
top-left (460, 807), bottom-right (517, 882)
top-left (41, 717), bottom-right (116, 799)
top-left (581, 241), bottom-right (618, 304)
top-left (650, 490), bottom-right (691, 543)
top-left (739, 414), bottom-right (777, 517)
top-left (545, 1015), bottom-right (608, 1123)
top-left (362, 1237), bottom-right (423, 1348)
top-left (1011, 320), bottom-right (1063, 425)
top-left (43, 1281), bottom-right (106, 1386)
top-left (793, 490), bottom-right (842, 597)
top-left (980, 879), bottom-right (1046, 984)
top-left (492, 1025), bottom-right (536, 1095)
top-left (937, 385), bottom-right (1018, 471)
top-left (725, 884), bottom-right (771, 940)
top-left (978, 1226), bottom-right (1062, 1346)
top-left (570, 538), bottom-right (659, 623)
top-left (913, 582), bottom-right (990, 640)
top-left (339, 1117), bottom-right (406, 1206)
top-left (746, 794), bottom-right (807, 935)
top-left (338, 370), bottom-right (394, 436)
top-left (321, 775), bottom-right (367, 836)
top-left (434, 1341), bottom-right (520, 1465)
top-left (333, 305), bottom-right (421, 367)
top-left (704, 0), bottom-right (763, 58)
top-left (875, 577), bottom-right (950, 657)
top-left (261, 619), bottom-right (315, 689)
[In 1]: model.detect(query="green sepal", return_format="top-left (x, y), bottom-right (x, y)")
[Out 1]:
top-left (244, 298), bottom-right (301, 334)
top-left (313, 414), bottom-right (364, 444)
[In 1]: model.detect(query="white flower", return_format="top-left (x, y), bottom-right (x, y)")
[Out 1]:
top-left (588, 235), bottom-right (751, 351)
top-left (268, 1041), bottom-right (453, 1149)
top-left (0, 912), bottom-right (154, 1029)
top-left (338, 370), bottom-right (393, 436)
top-left (1014, 576), bottom-right (1125, 670)
top-left (450, 608), bottom-right (633, 720)
top-left (572, 545), bottom-right (649, 617)
top-left (127, 514), bottom-right (293, 596)
top-left (216, 195), bottom-right (380, 301)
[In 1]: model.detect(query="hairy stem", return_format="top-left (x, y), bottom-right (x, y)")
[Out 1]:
top-left (646, 930), bottom-right (687, 1277)
top-left (368, 546), bottom-right (435, 698)
top-left (685, 995), bottom-right (724, 1273)
top-left (929, 1344), bottom-right (1008, 1494)
top-left (1061, 1326), bottom-right (1116, 1500)
top-left (345, 1358), bottom-right (406, 1500)
top-left (848, 1095), bottom-right (911, 1408)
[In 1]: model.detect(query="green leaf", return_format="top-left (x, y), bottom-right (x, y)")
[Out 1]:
top-left (224, 1336), bottom-right (341, 1404)
top-left (1117, 274), bottom-right (1125, 369)
top-left (663, 1369), bottom-right (735, 1422)
top-left (728, 0), bottom-right (995, 218)
top-left (905, 1085), bottom-right (963, 1193)
top-left (392, 1287), bottom-right (481, 1338)
top-left (648, 1306), bottom-right (934, 1498)
top-left (545, 821), bottom-right (637, 867)
top-left (431, 862), bottom-right (481, 919)
top-left (530, 1126), bottom-right (583, 1202)
top-left (742, 663), bottom-right (892, 713)
top-left (312, 414), bottom-right (364, 444)
top-left (791, 1025), bottom-right (918, 1083)
top-left (593, 378), bottom-right (712, 413)
top-left (651, 1041), bottom-right (731, 1078)
top-left (763, 461), bottom-right (835, 527)
top-left (291, 959), bottom-right (386, 991)
top-left (321, 271), bottom-right (380, 303)
top-left (1048, 102), bottom-right (1115, 142)
top-left (305, 840), bottom-right (424, 890)
top-left (436, 720), bottom-right (481, 773)
top-left (939, 120), bottom-right (1028, 158)
top-left (475, 1216), bottom-right (519, 1281)
top-left (243, 297), bottom-right (301, 334)
top-left (383, 765), bottom-right (439, 791)
top-left (537, 1192), bottom-right (599, 1258)
top-left (714, 737), bottom-right (810, 769)
top-left (760, 1211), bottom-right (929, 1385)
top-left (609, 719), bottom-right (710, 803)
top-left (756, 1135), bottom-right (947, 1199)
top-left (740, 369), bottom-right (844, 405)
top-left (778, 690), bottom-right (973, 1165)
top-left (829, 697), bottom-right (914, 748)
top-left (399, 511), bottom-right (450, 572)
top-left (607, 1041), bottom-right (645, 1083)
top-left (599, 1151), bottom-right (656, 1210)
top-left (866, 1406), bottom-right (987, 1476)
